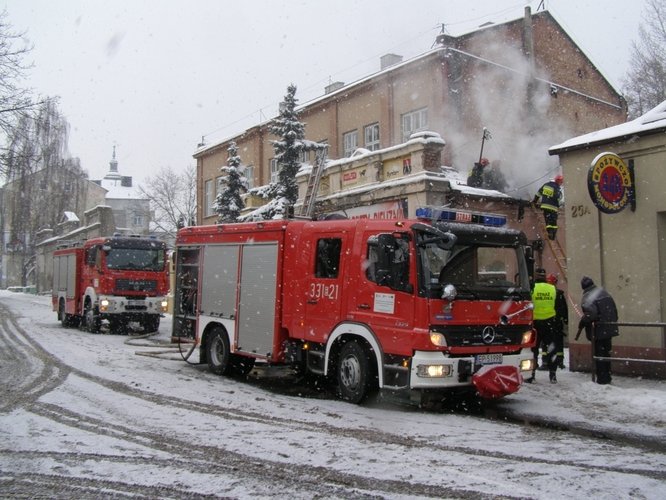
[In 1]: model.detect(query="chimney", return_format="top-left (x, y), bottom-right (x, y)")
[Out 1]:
top-left (380, 53), bottom-right (403, 70)
top-left (325, 81), bottom-right (345, 94)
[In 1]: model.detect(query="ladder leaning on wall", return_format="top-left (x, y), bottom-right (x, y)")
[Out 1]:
top-left (298, 144), bottom-right (328, 218)
top-left (532, 204), bottom-right (568, 283)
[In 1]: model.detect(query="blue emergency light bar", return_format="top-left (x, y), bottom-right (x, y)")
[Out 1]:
top-left (416, 207), bottom-right (506, 227)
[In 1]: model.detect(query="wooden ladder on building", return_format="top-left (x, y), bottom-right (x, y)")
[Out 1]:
top-left (533, 205), bottom-right (568, 283)
top-left (298, 145), bottom-right (328, 218)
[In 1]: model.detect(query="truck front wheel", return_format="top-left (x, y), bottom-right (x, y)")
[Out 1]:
top-left (337, 340), bottom-right (376, 404)
top-left (83, 303), bottom-right (101, 334)
top-left (141, 315), bottom-right (160, 333)
top-left (207, 328), bottom-right (231, 376)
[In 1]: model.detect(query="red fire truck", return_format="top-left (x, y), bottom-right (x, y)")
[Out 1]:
top-left (52, 234), bottom-right (169, 334)
top-left (172, 208), bottom-right (536, 403)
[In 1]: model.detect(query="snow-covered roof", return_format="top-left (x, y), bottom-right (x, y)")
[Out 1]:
top-left (549, 100), bottom-right (666, 155)
top-left (100, 177), bottom-right (147, 200)
top-left (61, 211), bottom-right (79, 223)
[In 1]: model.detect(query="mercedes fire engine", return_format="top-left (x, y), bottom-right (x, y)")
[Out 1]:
top-left (52, 234), bottom-right (169, 334)
top-left (172, 208), bottom-right (536, 403)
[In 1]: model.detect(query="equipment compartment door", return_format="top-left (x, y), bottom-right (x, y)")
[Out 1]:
top-left (201, 244), bottom-right (240, 319)
top-left (237, 243), bottom-right (278, 357)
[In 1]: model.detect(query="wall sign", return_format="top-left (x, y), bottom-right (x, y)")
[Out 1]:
top-left (587, 152), bottom-right (633, 214)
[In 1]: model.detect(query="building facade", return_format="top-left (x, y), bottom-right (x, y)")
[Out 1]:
top-left (549, 101), bottom-right (666, 379)
top-left (0, 161), bottom-right (107, 289)
top-left (194, 7), bottom-right (625, 227)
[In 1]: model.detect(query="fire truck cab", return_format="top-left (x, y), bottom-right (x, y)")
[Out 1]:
top-left (52, 235), bottom-right (169, 334)
top-left (173, 208), bottom-right (536, 403)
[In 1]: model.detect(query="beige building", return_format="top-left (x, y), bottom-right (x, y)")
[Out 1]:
top-left (194, 7), bottom-right (625, 229)
top-left (549, 100), bottom-right (666, 379)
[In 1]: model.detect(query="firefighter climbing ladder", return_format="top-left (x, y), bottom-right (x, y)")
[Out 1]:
top-left (532, 205), bottom-right (568, 283)
top-left (298, 144), bottom-right (328, 218)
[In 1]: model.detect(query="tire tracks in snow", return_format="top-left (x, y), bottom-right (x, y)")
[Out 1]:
top-left (2, 299), bottom-right (666, 498)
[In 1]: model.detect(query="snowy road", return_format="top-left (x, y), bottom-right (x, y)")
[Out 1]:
top-left (1, 291), bottom-right (666, 499)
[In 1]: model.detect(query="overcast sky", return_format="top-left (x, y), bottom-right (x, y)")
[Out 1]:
top-left (2, 0), bottom-right (646, 187)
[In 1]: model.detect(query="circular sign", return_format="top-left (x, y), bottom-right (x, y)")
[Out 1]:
top-left (587, 152), bottom-right (632, 214)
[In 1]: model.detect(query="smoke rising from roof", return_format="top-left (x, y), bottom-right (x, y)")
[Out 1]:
top-left (445, 35), bottom-right (571, 199)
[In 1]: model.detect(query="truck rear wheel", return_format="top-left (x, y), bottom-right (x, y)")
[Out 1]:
top-left (207, 328), bottom-right (231, 375)
top-left (337, 340), bottom-right (376, 404)
top-left (230, 354), bottom-right (255, 377)
top-left (59, 301), bottom-right (70, 328)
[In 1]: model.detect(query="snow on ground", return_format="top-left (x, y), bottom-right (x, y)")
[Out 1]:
top-left (1, 290), bottom-right (666, 498)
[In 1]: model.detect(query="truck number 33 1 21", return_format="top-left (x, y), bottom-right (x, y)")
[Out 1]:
top-left (309, 282), bottom-right (339, 300)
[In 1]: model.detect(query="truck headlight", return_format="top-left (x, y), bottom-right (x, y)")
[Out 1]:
top-left (416, 364), bottom-right (452, 378)
top-left (520, 359), bottom-right (535, 371)
top-left (160, 300), bottom-right (168, 312)
top-left (430, 332), bottom-right (447, 347)
top-left (522, 330), bottom-right (534, 345)
top-left (100, 299), bottom-right (110, 312)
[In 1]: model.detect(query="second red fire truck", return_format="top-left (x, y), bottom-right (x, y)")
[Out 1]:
top-left (172, 208), bottom-right (536, 404)
top-left (52, 234), bottom-right (169, 334)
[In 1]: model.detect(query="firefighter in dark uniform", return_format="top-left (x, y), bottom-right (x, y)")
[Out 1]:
top-left (533, 174), bottom-right (563, 240)
top-left (530, 268), bottom-right (559, 383)
top-left (547, 273), bottom-right (568, 369)
top-left (467, 157), bottom-right (489, 187)
top-left (578, 276), bottom-right (619, 385)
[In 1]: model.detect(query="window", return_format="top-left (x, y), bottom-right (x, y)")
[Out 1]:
top-left (299, 150), bottom-right (310, 163)
top-left (243, 165), bottom-right (254, 189)
top-left (401, 108), bottom-right (428, 141)
top-left (364, 123), bottom-right (380, 151)
top-left (133, 214), bottom-right (144, 226)
top-left (85, 246), bottom-right (97, 266)
top-left (343, 130), bottom-right (358, 157)
top-left (315, 238), bottom-right (342, 278)
top-left (270, 158), bottom-right (279, 184)
top-left (204, 179), bottom-right (214, 217)
top-left (365, 234), bottom-right (410, 291)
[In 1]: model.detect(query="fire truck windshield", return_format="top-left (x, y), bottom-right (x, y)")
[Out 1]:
top-left (418, 241), bottom-right (530, 300)
top-left (105, 248), bottom-right (166, 272)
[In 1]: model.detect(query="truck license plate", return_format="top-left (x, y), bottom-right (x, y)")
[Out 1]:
top-left (475, 353), bottom-right (502, 365)
top-left (128, 300), bottom-right (145, 306)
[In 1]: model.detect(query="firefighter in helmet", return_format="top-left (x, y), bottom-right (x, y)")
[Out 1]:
top-left (546, 273), bottom-right (568, 370)
top-left (467, 157), bottom-right (489, 188)
top-left (530, 268), bottom-right (559, 383)
top-left (533, 174), bottom-right (563, 240)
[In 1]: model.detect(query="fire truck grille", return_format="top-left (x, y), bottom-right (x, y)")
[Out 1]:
top-left (115, 279), bottom-right (158, 292)
top-left (440, 325), bottom-right (526, 346)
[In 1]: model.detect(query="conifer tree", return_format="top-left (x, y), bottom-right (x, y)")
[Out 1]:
top-left (213, 141), bottom-right (247, 222)
top-left (270, 83), bottom-right (305, 207)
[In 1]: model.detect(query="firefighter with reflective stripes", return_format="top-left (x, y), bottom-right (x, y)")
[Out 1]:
top-left (533, 174), bottom-right (563, 240)
top-left (529, 268), bottom-right (559, 383)
top-left (547, 273), bottom-right (568, 369)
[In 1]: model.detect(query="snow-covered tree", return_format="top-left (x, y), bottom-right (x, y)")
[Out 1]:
top-left (1, 99), bottom-right (84, 286)
top-left (270, 83), bottom-right (305, 204)
top-left (139, 164), bottom-right (197, 237)
top-left (622, 0), bottom-right (666, 118)
top-left (244, 84), bottom-right (305, 220)
top-left (213, 141), bottom-right (247, 222)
